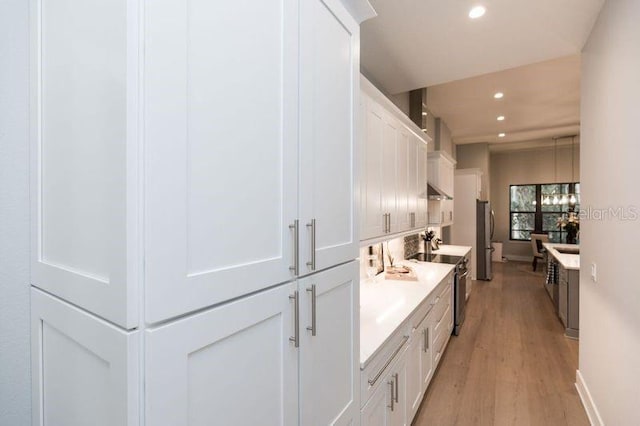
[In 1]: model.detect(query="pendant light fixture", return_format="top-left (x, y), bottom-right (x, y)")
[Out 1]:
top-left (568, 135), bottom-right (577, 207)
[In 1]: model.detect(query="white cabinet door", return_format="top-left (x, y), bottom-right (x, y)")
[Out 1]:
top-left (360, 350), bottom-right (407, 426)
top-left (416, 141), bottom-right (428, 228)
top-left (361, 97), bottom-right (385, 240)
top-left (299, 0), bottom-right (359, 274)
top-left (420, 314), bottom-right (434, 393)
top-left (395, 129), bottom-right (411, 232)
top-left (382, 114), bottom-right (398, 234)
top-left (441, 160), bottom-right (455, 196)
top-left (144, 0), bottom-right (299, 323)
top-left (361, 379), bottom-right (389, 426)
top-left (300, 261), bottom-right (359, 425)
top-left (30, 0), bottom-right (140, 328)
top-left (406, 135), bottom-right (418, 229)
top-left (145, 282), bottom-right (298, 426)
top-left (31, 289), bottom-right (139, 426)
top-left (405, 328), bottom-right (423, 421)
top-left (388, 352), bottom-right (408, 426)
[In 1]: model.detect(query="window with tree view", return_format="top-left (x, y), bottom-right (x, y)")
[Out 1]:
top-left (510, 183), bottom-right (580, 242)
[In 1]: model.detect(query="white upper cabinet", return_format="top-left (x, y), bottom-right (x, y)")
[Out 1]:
top-left (416, 141), bottom-right (429, 228)
top-left (427, 151), bottom-right (456, 226)
top-left (360, 94), bottom-right (386, 240)
top-left (299, 0), bottom-right (359, 274)
top-left (427, 151), bottom-right (456, 197)
top-left (395, 129), bottom-right (412, 232)
top-left (30, 0), bottom-right (141, 329)
top-left (144, 0), bottom-right (299, 323)
top-left (360, 77), bottom-right (430, 241)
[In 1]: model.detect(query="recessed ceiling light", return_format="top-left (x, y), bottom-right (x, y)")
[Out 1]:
top-left (469, 5), bottom-right (486, 19)
top-left (494, 92), bottom-right (504, 99)
top-left (498, 133), bottom-right (505, 137)
top-left (422, 112), bottom-right (427, 116)
top-left (497, 115), bottom-right (505, 121)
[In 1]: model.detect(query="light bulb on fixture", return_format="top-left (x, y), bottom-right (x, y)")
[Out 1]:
top-left (552, 195), bottom-right (559, 205)
top-left (569, 194), bottom-right (577, 204)
top-left (560, 195), bottom-right (568, 204)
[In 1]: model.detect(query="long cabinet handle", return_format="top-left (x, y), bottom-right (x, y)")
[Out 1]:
top-left (289, 291), bottom-right (299, 348)
top-left (388, 379), bottom-right (395, 411)
top-left (289, 220), bottom-right (299, 275)
top-left (306, 219), bottom-right (316, 271)
top-left (394, 373), bottom-right (399, 403)
top-left (423, 328), bottom-right (429, 352)
top-left (306, 284), bottom-right (316, 336)
top-left (368, 335), bottom-right (409, 386)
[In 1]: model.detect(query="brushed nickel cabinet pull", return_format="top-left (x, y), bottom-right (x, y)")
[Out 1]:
top-left (368, 335), bottom-right (409, 386)
top-left (394, 373), bottom-right (399, 403)
top-left (289, 220), bottom-right (299, 275)
top-left (423, 328), bottom-right (429, 352)
top-left (306, 219), bottom-right (316, 270)
top-left (289, 291), bottom-right (299, 348)
top-left (388, 379), bottom-right (395, 411)
top-left (306, 284), bottom-right (316, 336)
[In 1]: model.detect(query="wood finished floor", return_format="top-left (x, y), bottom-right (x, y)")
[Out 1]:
top-left (413, 261), bottom-right (589, 426)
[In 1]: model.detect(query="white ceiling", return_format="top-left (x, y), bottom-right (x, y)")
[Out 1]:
top-left (360, 0), bottom-right (604, 146)
top-left (427, 55), bottom-right (581, 144)
top-left (361, 0), bottom-right (604, 93)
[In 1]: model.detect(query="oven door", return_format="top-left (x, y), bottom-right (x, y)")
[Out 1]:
top-left (454, 266), bottom-right (468, 335)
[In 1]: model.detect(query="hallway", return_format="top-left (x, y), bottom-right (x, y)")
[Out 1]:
top-left (413, 261), bottom-right (589, 426)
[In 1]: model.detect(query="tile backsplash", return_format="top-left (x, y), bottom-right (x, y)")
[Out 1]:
top-left (403, 234), bottom-right (422, 259)
top-left (360, 233), bottom-right (425, 280)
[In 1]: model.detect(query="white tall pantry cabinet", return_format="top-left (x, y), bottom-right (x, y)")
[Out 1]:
top-left (29, 0), bottom-right (376, 425)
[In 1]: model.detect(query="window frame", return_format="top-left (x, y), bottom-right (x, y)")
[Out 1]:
top-left (509, 182), bottom-right (579, 242)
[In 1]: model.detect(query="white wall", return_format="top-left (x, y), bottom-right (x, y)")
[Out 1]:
top-left (579, 0), bottom-right (640, 424)
top-left (0, 0), bottom-right (31, 424)
top-left (456, 143), bottom-right (490, 200)
top-left (490, 143), bottom-right (579, 259)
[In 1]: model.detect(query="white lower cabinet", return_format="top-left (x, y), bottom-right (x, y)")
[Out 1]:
top-left (299, 262), bottom-right (360, 425)
top-left (407, 308), bottom-right (434, 420)
top-left (361, 349), bottom-right (407, 426)
top-left (31, 289), bottom-right (139, 426)
top-left (361, 271), bottom-right (454, 426)
top-left (145, 282), bottom-right (298, 426)
top-left (145, 261), bottom-right (359, 426)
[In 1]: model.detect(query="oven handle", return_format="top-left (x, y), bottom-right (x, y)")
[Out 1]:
top-left (458, 270), bottom-right (469, 279)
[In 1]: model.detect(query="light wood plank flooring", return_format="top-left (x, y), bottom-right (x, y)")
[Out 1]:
top-left (413, 261), bottom-right (589, 426)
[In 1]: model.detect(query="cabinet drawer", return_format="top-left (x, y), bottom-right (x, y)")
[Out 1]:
top-left (361, 329), bottom-right (410, 407)
top-left (433, 301), bottom-right (451, 338)
top-left (432, 287), bottom-right (451, 327)
top-left (432, 318), bottom-right (450, 367)
top-left (409, 295), bottom-right (436, 331)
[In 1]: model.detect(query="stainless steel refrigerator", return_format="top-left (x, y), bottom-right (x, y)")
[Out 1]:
top-left (476, 200), bottom-right (494, 280)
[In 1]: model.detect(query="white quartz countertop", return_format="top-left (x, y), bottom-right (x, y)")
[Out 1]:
top-left (360, 261), bottom-right (455, 369)
top-left (431, 244), bottom-right (472, 257)
top-left (543, 243), bottom-right (580, 270)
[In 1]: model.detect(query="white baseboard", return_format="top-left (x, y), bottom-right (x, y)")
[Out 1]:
top-left (575, 370), bottom-right (604, 426)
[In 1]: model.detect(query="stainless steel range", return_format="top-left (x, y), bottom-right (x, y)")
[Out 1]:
top-left (408, 252), bottom-right (469, 335)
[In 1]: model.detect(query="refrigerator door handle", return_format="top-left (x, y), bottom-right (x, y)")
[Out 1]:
top-left (490, 210), bottom-right (495, 240)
